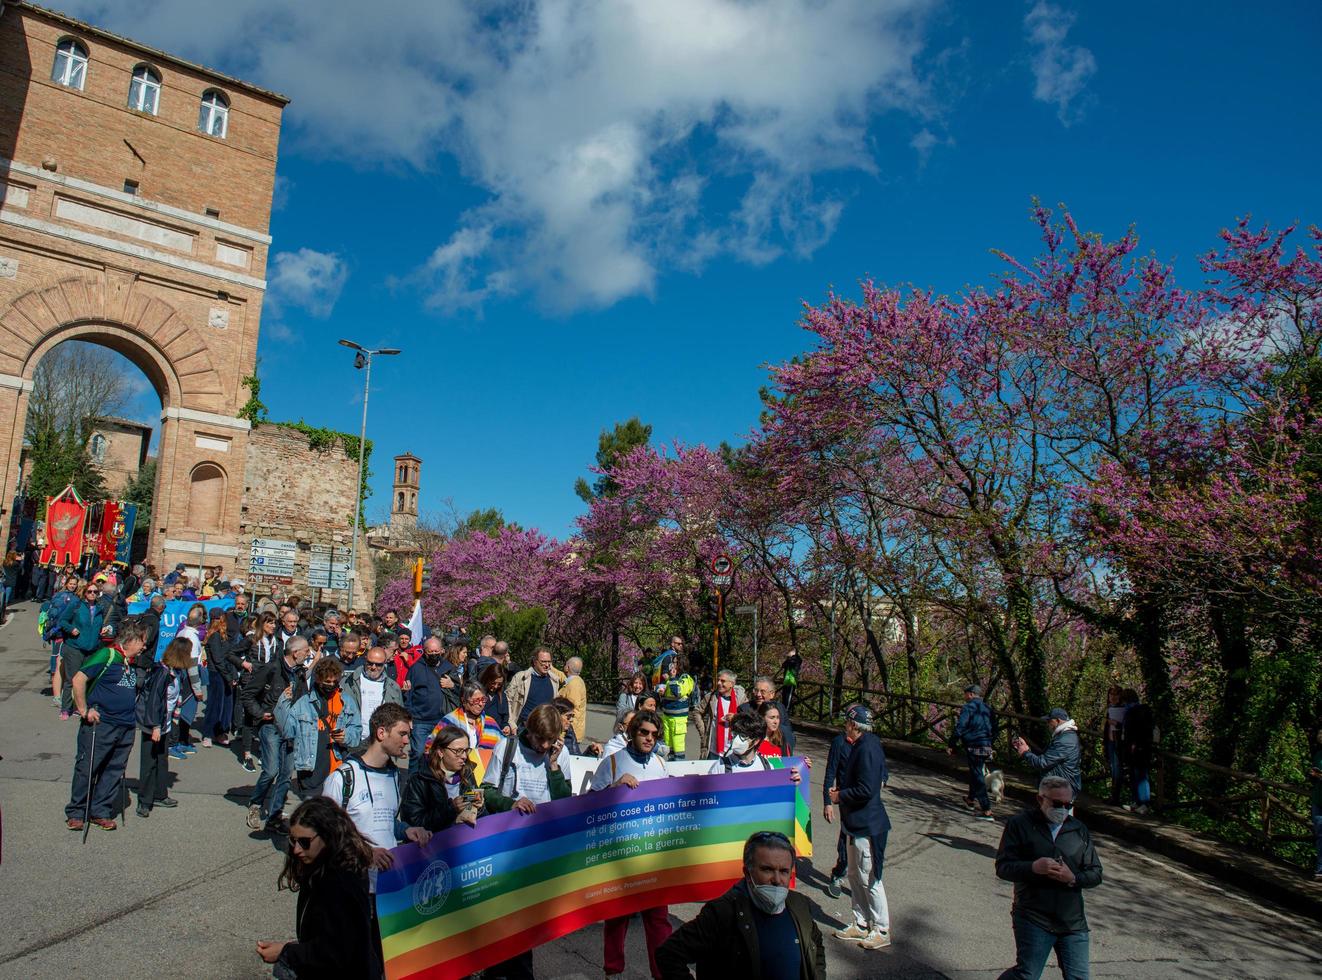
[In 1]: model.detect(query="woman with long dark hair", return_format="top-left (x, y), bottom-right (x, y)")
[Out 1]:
top-left (202, 608), bottom-right (234, 747)
top-left (256, 796), bottom-right (380, 979)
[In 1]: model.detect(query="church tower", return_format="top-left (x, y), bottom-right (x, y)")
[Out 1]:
top-left (391, 453), bottom-right (420, 530)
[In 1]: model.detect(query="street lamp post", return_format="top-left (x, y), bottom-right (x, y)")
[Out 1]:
top-left (338, 339), bottom-right (399, 614)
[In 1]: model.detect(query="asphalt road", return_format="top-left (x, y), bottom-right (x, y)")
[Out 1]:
top-left (1, 601), bottom-right (1319, 979)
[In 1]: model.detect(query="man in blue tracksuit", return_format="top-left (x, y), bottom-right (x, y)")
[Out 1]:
top-left (951, 683), bottom-right (996, 821)
top-left (823, 727), bottom-right (856, 897)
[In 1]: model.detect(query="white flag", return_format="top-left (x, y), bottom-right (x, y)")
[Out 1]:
top-left (407, 599), bottom-right (424, 646)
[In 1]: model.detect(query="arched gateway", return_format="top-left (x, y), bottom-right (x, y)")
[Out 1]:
top-left (0, 2), bottom-right (287, 572)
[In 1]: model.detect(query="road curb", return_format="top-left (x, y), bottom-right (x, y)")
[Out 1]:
top-left (790, 717), bottom-right (1322, 924)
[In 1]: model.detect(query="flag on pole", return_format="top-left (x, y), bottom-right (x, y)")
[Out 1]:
top-left (407, 599), bottom-right (424, 646)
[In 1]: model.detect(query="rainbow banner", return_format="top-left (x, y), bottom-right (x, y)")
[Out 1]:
top-left (766, 756), bottom-right (813, 857)
top-left (376, 768), bottom-right (798, 980)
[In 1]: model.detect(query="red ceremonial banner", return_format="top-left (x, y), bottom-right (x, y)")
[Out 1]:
top-left (41, 486), bottom-right (87, 565)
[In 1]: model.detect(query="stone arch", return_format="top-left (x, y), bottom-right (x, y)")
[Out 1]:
top-left (3, 275), bottom-right (226, 409)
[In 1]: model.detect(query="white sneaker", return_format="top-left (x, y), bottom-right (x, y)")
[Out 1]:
top-left (834, 924), bottom-right (869, 941)
top-left (860, 929), bottom-right (892, 950)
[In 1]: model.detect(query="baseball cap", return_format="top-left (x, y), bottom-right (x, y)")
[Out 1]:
top-left (844, 704), bottom-right (874, 727)
top-left (1042, 708), bottom-right (1071, 722)
top-left (964, 683), bottom-right (983, 696)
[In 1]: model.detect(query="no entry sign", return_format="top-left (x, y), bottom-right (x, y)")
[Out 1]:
top-left (711, 554), bottom-right (732, 575)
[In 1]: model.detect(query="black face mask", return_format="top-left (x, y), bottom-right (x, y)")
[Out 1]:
top-left (424, 653), bottom-right (442, 666)
top-left (316, 683), bottom-right (336, 698)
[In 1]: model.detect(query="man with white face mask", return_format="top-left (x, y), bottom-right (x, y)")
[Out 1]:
top-left (706, 710), bottom-right (802, 787)
top-left (656, 830), bottom-right (826, 979)
top-left (994, 776), bottom-right (1103, 979)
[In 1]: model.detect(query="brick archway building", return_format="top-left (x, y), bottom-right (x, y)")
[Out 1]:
top-left (0, 2), bottom-right (287, 571)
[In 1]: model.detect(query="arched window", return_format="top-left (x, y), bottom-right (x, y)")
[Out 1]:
top-left (186, 463), bottom-right (226, 530)
top-left (396, 491), bottom-right (405, 511)
top-left (51, 38), bottom-right (89, 90)
top-left (128, 64), bottom-right (161, 114)
top-left (198, 89), bottom-right (229, 138)
top-left (89, 433), bottom-right (107, 462)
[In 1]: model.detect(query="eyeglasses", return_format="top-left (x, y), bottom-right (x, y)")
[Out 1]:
top-left (364, 661), bottom-right (387, 670)
top-left (441, 744), bottom-right (468, 755)
top-left (288, 833), bottom-right (319, 851)
top-left (635, 727), bottom-right (659, 739)
top-left (1042, 799), bottom-right (1073, 810)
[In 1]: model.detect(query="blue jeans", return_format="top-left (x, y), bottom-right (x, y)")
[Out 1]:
top-left (1105, 742), bottom-right (1123, 802)
top-left (1311, 803), bottom-right (1322, 875)
top-left (999, 915), bottom-right (1089, 979)
top-left (966, 748), bottom-right (991, 811)
top-left (248, 722), bottom-right (292, 821)
top-left (410, 719), bottom-right (437, 774)
top-left (1130, 767), bottom-right (1151, 806)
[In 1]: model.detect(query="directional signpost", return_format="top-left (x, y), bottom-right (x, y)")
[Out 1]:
top-left (249, 537), bottom-right (295, 586)
top-left (308, 542), bottom-right (352, 592)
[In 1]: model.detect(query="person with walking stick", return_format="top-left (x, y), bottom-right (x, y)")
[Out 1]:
top-left (65, 618), bottom-right (149, 834)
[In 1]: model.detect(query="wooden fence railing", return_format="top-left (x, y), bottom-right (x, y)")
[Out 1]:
top-left (788, 680), bottom-right (1315, 867)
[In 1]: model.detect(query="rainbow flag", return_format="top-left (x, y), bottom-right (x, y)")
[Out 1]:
top-left (376, 769), bottom-right (797, 980)
top-left (766, 755), bottom-right (813, 857)
top-left (423, 711), bottom-right (502, 783)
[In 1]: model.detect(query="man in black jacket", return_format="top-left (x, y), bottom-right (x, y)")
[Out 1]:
top-left (830, 703), bottom-right (892, 951)
top-left (242, 637), bottom-right (305, 833)
top-left (995, 775), bottom-right (1103, 979)
top-left (1013, 708), bottom-right (1082, 795)
top-left (139, 595), bottom-right (165, 661)
top-left (656, 830), bottom-right (825, 980)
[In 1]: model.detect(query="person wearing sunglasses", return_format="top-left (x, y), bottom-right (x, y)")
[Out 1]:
top-left (657, 830), bottom-right (826, 980)
top-left (53, 579), bottom-right (108, 714)
top-left (256, 796), bottom-right (380, 978)
top-left (589, 709), bottom-right (673, 979)
top-left (993, 775), bottom-right (1103, 980)
top-left (342, 646), bottom-right (403, 744)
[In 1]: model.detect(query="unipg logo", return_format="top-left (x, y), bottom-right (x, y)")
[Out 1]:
top-left (413, 859), bottom-right (452, 916)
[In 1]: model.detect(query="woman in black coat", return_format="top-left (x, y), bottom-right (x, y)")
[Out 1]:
top-left (398, 725), bottom-right (482, 833)
top-left (257, 796), bottom-right (381, 979)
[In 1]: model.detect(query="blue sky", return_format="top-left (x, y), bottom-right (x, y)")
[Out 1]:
top-left (75, 1), bottom-right (1322, 537)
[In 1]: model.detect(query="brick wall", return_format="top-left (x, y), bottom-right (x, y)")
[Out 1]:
top-left (240, 424), bottom-right (377, 611)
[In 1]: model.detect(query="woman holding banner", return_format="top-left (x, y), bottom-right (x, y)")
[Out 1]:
top-left (480, 703), bottom-right (572, 979)
top-left (400, 725), bottom-right (484, 832)
top-left (590, 709), bottom-right (674, 979)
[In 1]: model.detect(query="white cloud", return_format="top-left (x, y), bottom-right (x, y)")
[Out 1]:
top-left (60, 0), bottom-right (939, 312)
top-left (268, 248), bottom-right (349, 319)
top-left (1023, 1), bottom-right (1096, 125)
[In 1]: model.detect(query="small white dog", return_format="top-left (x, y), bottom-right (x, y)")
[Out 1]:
top-left (985, 769), bottom-right (1005, 804)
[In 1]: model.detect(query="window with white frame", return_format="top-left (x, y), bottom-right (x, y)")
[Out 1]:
top-left (198, 89), bottom-right (229, 138)
top-left (51, 38), bottom-right (89, 90)
top-left (128, 64), bottom-right (161, 114)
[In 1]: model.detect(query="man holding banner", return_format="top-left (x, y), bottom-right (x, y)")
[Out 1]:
top-left (590, 709), bottom-right (674, 979)
top-left (656, 830), bottom-right (825, 980)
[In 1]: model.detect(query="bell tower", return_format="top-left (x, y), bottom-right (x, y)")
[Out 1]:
top-left (390, 453), bottom-right (420, 530)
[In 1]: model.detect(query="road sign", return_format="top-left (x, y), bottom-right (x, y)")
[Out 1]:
top-left (712, 573), bottom-right (732, 587)
top-left (250, 538), bottom-right (296, 552)
top-left (710, 554), bottom-right (733, 576)
top-left (250, 573), bottom-right (294, 585)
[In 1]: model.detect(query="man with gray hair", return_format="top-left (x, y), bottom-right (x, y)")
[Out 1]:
top-left (994, 775), bottom-right (1103, 979)
top-left (691, 668), bottom-right (747, 759)
top-left (491, 639), bottom-right (511, 669)
top-left (560, 656), bottom-right (588, 744)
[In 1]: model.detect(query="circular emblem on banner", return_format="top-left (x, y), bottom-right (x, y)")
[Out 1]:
top-left (413, 859), bottom-right (452, 915)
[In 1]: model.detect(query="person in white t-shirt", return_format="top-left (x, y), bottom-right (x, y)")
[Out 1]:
top-left (590, 710), bottom-right (673, 978)
top-left (322, 703), bottom-right (431, 892)
top-left (481, 703), bottom-right (573, 810)
top-left (341, 647), bottom-right (403, 744)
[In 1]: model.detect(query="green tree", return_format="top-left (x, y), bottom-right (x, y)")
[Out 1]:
top-left (122, 458), bottom-right (156, 527)
top-left (574, 417), bottom-right (652, 502)
top-left (26, 427), bottom-right (106, 509)
top-left (453, 507), bottom-right (509, 539)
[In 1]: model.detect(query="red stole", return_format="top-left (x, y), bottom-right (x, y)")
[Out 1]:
top-left (713, 690), bottom-right (737, 754)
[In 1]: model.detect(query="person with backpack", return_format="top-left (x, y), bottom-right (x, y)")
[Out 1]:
top-left (64, 619), bottom-right (149, 832)
top-left (135, 638), bottom-right (193, 816)
top-left (950, 683), bottom-right (997, 822)
top-left (57, 579), bottom-right (106, 719)
top-left (590, 709), bottom-right (672, 980)
top-left (706, 710), bottom-right (803, 786)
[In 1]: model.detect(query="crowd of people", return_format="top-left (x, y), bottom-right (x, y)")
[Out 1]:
top-left (30, 562), bottom-right (1126, 980)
